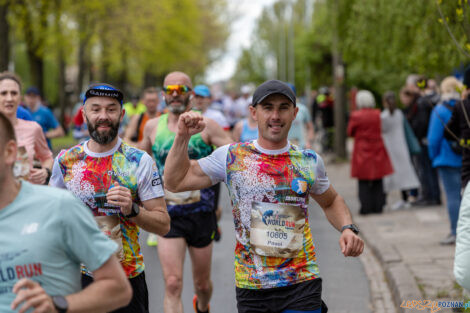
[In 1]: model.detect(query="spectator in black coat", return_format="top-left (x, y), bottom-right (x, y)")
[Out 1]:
top-left (402, 81), bottom-right (441, 206)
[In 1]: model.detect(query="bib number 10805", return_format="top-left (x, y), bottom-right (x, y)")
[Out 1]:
top-left (266, 231), bottom-right (287, 240)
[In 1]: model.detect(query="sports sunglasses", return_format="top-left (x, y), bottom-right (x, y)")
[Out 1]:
top-left (163, 85), bottom-right (192, 95)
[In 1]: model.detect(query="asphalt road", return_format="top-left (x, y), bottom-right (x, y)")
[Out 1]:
top-left (141, 181), bottom-right (371, 313)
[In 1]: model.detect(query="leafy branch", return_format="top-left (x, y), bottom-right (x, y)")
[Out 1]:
top-left (436, 0), bottom-right (470, 59)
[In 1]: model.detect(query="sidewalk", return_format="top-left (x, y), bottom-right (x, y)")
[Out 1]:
top-left (326, 160), bottom-right (462, 313)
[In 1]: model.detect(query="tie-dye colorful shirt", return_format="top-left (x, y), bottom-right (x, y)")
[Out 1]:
top-left (198, 140), bottom-right (330, 289)
top-left (49, 138), bottom-right (164, 278)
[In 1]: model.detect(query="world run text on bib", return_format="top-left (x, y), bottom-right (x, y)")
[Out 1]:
top-left (250, 202), bottom-right (305, 258)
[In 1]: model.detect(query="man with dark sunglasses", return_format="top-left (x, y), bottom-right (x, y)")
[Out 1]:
top-left (141, 71), bottom-right (233, 313)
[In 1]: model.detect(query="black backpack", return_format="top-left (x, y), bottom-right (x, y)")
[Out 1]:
top-left (440, 101), bottom-right (462, 155)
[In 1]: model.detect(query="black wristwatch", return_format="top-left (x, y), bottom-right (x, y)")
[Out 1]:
top-left (124, 203), bottom-right (140, 218)
top-left (45, 168), bottom-right (52, 185)
top-left (52, 295), bottom-right (68, 313)
top-left (341, 224), bottom-right (359, 235)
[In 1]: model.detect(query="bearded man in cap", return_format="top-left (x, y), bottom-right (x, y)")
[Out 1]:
top-left (163, 79), bottom-right (364, 313)
top-left (49, 83), bottom-right (171, 313)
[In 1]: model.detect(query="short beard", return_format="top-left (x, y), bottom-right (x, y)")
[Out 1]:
top-left (168, 96), bottom-right (190, 114)
top-left (86, 116), bottom-right (120, 145)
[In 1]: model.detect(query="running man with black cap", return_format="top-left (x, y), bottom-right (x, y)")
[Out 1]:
top-left (141, 71), bottom-right (233, 313)
top-left (49, 83), bottom-right (171, 313)
top-left (164, 79), bottom-right (364, 313)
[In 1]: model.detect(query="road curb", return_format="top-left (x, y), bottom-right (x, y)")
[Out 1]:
top-left (358, 221), bottom-right (422, 313)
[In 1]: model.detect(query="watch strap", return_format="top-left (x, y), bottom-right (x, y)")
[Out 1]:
top-left (341, 224), bottom-right (359, 235)
top-left (45, 168), bottom-right (52, 185)
top-left (124, 203), bottom-right (140, 218)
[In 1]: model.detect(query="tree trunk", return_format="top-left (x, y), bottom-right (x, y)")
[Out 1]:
top-left (332, 0), bottom-right (346, 159)
top-left (117, 49), bottom-right (127, 92)
top-left (89, 60), bottom-right (96, 83)
top-left (332, 56), bottom-right (346, 159)
top-left (77, 38), bottom-right (86, 95)
top-left (36, 0), bottom-right (48, 95)
top-left (55, 0), bottom-right (67, 126)
top-left (21, 1), bottom-right (46, 95)
top-left (0, 2), bottom-right (10, 71)
top-left (27, 50), bottom-right (44, 93)
top-left (77, 13), bottom-right (92, 95)
top-left (100, 36), bottom-right (111, 82)
top-left (143, 71), bottom-right (157, 87)
top-left (58, 48), bottom-right (67, 126)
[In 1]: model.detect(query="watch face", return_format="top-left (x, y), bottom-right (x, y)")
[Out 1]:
top-left (52, 296), bottom-right (68, 311)
top-left (133, 203), bottom-right (140, 215)
top-left (351, 224), bottom-right (359, 234)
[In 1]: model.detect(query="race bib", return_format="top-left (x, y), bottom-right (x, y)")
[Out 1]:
top-left (94, 215), bottom-right (124, 261)
top-left (165, 189), bottom-right (201, 206)
top-left (250, 202), bottom-right (306, 258)
top-left (81, 215), bottom-right (123, 277)
top-left (13, 147), bottom-right (30, 179)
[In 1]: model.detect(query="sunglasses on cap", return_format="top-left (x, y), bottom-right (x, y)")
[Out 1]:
top-left (163, 85), bottom-right (192, 95)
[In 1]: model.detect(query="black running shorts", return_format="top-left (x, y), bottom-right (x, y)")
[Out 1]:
top-left (82, 271), bottom-right (149, 313)
top-left (164, 210), bottom-right (217, 247)
top-left (235, 278), bottom-right (322, 313)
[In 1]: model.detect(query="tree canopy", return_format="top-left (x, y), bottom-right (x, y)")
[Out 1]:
top-left (231, 0), bottom-right (470, 96)
top-left (1, 0), bottom-right (229, 108)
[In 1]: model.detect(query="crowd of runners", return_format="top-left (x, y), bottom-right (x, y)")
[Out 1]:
top-left (0, 70), bottom-right (363, 313)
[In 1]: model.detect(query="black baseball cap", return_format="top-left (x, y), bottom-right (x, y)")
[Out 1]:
top-left (251, 80), bottom-right (296, 107)
top-left (83, 83), bottom-right (124, 105)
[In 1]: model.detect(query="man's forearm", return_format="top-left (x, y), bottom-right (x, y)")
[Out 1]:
top-left (164, 134), bottom-right (191, 191)
top-left (46, 127), bottom-right (65, 139)
top-left (307, 123), bottom-right (315, 141)
top-left (132, 206), bottom-right (170, 235)
top-left (41, 158), bottom-right (53, 170)
top-left (322, 194), bottom-right (353, 232)
top-left (66, 277), bottom-right (130, 313)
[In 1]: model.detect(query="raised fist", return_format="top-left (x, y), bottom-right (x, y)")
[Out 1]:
top-left (177, 111), bottom-right (206, 137)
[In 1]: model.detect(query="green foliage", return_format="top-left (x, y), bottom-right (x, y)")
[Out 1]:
top-left (232, 0), bottom-right (470, 96)
top-left (343, 0), bottom-right (464, 94)
top-left (6, 0), bottom-right (230, 107)
top-left (232, 47), bottom-right (269, 85)
top-left (231, 0), bottom-right (328, 88)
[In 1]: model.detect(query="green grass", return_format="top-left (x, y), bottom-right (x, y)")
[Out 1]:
top-left (51, 132), bottom-right (77, 154)
top-left (436, 289), bottom-right (450, 298)
top-left (454, 282), bottom-right (464, 293)
top-left (417, 283), bottom-right (427, 298)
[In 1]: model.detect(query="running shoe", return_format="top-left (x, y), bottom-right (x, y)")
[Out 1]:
top-left (146, 233), bottom-right (158, 247)
top-left (193, 295), bottom-right (210, 313)
top-left (390, 200), bottom-right (405, 211)
top-left (440, 234), bottom-right (456, 245)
